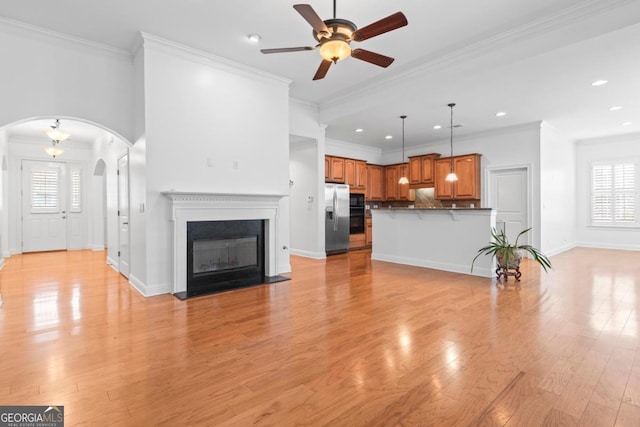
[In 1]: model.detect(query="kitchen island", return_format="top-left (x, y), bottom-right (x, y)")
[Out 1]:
top-left (371, 208), bottom-right (496, 278)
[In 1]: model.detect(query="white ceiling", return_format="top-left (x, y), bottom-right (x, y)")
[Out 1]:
top-left (1, 0), bottom-right (639, 150)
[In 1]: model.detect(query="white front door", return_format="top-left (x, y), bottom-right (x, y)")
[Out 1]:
top-left (117, 154), bottom-right (130, 278)
top-left (22, 160), bottom-right (68, 252)
top-left (488, 167), bottom-right (529, 245)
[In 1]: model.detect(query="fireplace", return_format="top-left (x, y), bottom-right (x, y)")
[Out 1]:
top-left (163, 191), bottom-right (288, 297)
top-left (186, 220), bottom-right (265, 296)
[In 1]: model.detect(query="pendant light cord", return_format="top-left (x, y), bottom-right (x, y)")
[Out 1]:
top-left (401, 115), bottom-right (407, 173)
top-left (448, 103), bottom-right (455, 172)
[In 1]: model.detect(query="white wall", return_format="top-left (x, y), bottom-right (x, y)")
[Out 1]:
top-left (128, 46), bottom-right (148, 289)
top-left (0, 19), bottom-right (135, 143)
top-left (140, 35), bottom-right (292, 294)
top-left (289, 99), bottom-right (327, 259)
top-left (540, 122), bottom-right (576, 255)
top-left (0, 129), bottom-right (7, 264)
top-left (326, 139), bottom-right (384, 165)
top-left (91, 135), bottom-right (129, 265)
top-left (289, 139), bottom-right (324, 258)
top-left (576, 132), bottom-right (640, 250)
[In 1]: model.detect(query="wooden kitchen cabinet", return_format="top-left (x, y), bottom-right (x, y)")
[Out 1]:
top-left (434, 154), bottom-right (481, 200)
top-left (409, 153), bottom-right (440, 187)
top-left (325, 156), bottom-right (345, 183)
top-left (324, 156), bottom-right (330, 181)
top-left (365, 217), bottom-right (372, 246)
top-left (367, 164), bottom-right (385, 201)
top-left (345, 158), bottom-right (356, 186)
top-left (356, 160), bottom-right (367, 190)
top-left (385, 164), bottom-right (409, 200)
top-left (385, 165), bottom-right (398, 200)
top-left (345, 159), bottom-right (367, 193)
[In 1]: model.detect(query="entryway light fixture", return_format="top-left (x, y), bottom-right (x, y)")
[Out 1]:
top-left (398, 115), bottom-right (409, 185)
top-left (46, 119), bottom-right (70, 143)
top-left (445, 103), bottom-right (458, 182)
top-left (44, 119), bottom-right (69, 158)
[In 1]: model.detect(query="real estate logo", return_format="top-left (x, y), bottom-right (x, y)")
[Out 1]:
top-left (0, 406), bottom-right (64, 427)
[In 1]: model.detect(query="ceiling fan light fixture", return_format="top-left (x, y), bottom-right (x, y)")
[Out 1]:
top-left (319, 39), bottom-right (351, 63)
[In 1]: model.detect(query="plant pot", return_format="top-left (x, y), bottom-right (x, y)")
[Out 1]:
top-left (496, 249), bottom-right (522, 270)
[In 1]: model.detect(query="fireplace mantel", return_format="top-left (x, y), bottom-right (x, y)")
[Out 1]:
top-left (162, 191), bottom-right (286, 294)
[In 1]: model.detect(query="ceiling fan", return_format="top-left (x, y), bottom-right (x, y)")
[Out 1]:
top-left (260, 1), bottom-right (408, 80)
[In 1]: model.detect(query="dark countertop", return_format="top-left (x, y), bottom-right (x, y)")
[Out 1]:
top-left (371, 207), bottom-right (493, 211)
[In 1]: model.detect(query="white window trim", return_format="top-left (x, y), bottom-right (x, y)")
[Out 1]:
top-left (589, 158), bottom-right (639, 229)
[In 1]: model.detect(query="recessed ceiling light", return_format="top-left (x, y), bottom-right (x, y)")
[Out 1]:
top-left (355, 128), bottom-right (364, 133)
top-left (433, 125), bottom-right (442, 130)
top-left (609, 106), bottom-right (623, 111)
top-left (591, 79), bottom-right (608, 86)
top-left (496, 112), bottom-right (507, 117)
top-left (622, 122), bottom-right (632, 126)
top-left (248, 34), bottom-right (261, 43)
top-left (385, 135), bottom-right (393, 140)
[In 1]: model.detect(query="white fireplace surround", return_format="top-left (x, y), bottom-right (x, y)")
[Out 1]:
top-left (162, 191), bottom-right (285, 294)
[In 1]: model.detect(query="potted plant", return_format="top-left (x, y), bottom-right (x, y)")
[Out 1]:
top-left (471, 227), bottom-right (552, 280)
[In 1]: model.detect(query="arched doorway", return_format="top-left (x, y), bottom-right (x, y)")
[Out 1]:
top-left (0, 117), bottom-right (132, 269)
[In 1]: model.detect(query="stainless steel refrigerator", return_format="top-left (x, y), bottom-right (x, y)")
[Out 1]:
top-left (325, 183), bottom-right (350, 255)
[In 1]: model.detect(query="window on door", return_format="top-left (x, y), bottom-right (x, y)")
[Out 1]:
top-left (70, 167), bottom-right (82, 212)
top-left (591, 161), bottom-right (637, 227)
top-left (31, 168), bottom-right (59, 213)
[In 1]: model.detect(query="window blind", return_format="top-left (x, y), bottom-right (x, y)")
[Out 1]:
top-left (70, 168), bottom-right (81, 212)
top-left (591, 162), bottom-right (635, 224)
top-left (31, 169), bottom-right (59, 210)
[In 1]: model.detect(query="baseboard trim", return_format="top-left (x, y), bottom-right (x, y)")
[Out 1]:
top-left (106, 256), bottom-right (119, 272)
top-left (371, 252), bottom-right (493, 278)
top-left (576, 242), bottom-right (640, 251)
top-left (290, 249), bottom-right (327, 259)
top-left (545, 243), bottom-right (577, 257)
top-left (278, 263), bottom-right (292, 274)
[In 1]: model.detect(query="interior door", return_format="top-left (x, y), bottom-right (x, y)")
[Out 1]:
top-left (118, 154), bottom-right (130, 278)
top-left (22, 160), bottom-right (68, 252)
top-left (488, 167), bottom-right (529, 245)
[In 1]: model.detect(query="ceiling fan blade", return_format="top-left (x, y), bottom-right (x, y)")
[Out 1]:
top-left (313, 59), bottom-right (332, 80)
top-left (353, 12), bottom-right (408, 42)
top-left (294, 4), bottom-right (330, 35)
top-left (351, 49), bottom-right (394, 68)
top-left (261, 46), bottom-right (315, 54)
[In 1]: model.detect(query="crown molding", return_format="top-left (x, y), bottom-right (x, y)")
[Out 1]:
top-left (318, 0), bottom-right (637, 111)
top-left (290, 97), bottom-right (319, 111)
top-left (140, 32), bottom-right (292, 87)
top-left (0, 15), bottom-right (131, 59)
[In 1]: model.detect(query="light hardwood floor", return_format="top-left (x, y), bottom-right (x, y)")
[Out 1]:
top-left (1, 248), bottom-right (640, 426)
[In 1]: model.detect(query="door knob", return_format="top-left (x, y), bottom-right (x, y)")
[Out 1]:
top-left (62, 216), bottom-right (66, 219)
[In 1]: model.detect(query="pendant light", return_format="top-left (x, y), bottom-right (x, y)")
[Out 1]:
top-left (445, 103), bottom-right (458, 182)
top-left (43, 119), bottom-right (70, 158)
top-left (46, 119), bottom-right (70, 143)
top-left (398, 115), bottom-right (409, 184)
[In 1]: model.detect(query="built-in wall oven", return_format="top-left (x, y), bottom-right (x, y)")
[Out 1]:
top-left (349, 193), bottom-right (365, 234)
